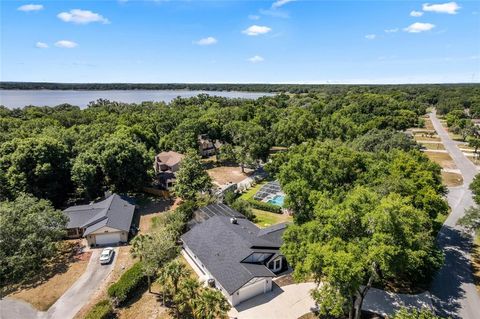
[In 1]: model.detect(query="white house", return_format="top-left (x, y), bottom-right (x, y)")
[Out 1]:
top-left (181, 204), bottom-right (288, 306)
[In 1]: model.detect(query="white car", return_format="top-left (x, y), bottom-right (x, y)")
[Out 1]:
top-left (99, 247), bottom-right (114, 265)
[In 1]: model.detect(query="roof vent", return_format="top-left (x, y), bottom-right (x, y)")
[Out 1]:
top-left (230, 217), bottom-right (238, 224)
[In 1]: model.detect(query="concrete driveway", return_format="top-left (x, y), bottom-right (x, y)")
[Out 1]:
top-left (0, 248), bottom-right (117, 319)
top-left (228, 283), bottom-right (317, 319)
top-left (429, 110), bottom-right (480, 319)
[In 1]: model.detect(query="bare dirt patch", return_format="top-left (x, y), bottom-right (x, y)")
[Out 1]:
top-left (117, 282), bottom-right (168, 319)
top-left (441, 171), bottom-right (463, 187)
top-left (9, 240), bottom-right (91, 311)
top-left (137, 197), bottom-right (174, 233)
top-left (424, 151), bottom-right (456, 169)
top-left (207, 166), bottom-right (253, 186)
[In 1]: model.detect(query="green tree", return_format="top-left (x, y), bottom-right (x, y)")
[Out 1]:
top-left (272, 108), bottom-right (318, 146)
top-left (133, 229), bottom-right (178, 292)
top-left (0, 137), bottom-right (72, 206)
top-left (458, 206), bottom-right (480, 233)
top-left (173, 151), bottom-right (212, 201)
top-left (159, 260), bottom-right (191, 318)
top-left (175, 278), bottom-right (201, 316)
top-left (282, 187), bottom-right (441, 319)
top-left (391, 307), bottom-right (440, 319)
top-left (72, 134), bottom-right (151, 199)
top-left (0, 194), bottom-right (67, 284)
top-left (231, 199), bottom-right (256, 221)
top-left (191, 288), bottom-right (231, 319)
top-left (469, 174), bottom-right (480, 205)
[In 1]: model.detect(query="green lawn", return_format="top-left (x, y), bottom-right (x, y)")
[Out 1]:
top-left (253, 209), bottom-right (292, 228)
top-left (239, 181), bottom-right (267, 201)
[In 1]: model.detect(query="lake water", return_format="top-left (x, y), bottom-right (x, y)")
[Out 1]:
top-left (0, 90), bottom-right (273, 109)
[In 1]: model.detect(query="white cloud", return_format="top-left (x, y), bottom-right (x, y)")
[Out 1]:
top-left (17, 4), bottom-right (43, 12)
top-left (248, 14), bottom-right (260, 20)
top-left (242, 25), bottom-right (272, 36)
top-left (260, 8), bottom-right (289, 18)
top-left (248, 55), bottom-right (264, 63)
top-left (422, 2), bottom-right (460, 14)
top-left (55, 40), bottom-right (78, 48)
top-left (404, 22), bottom-right (435, 33)
top-left (410, 10), bottom-right (424, 17)
top-left (365, 34), bottom-right (376, 40)
top-left (194, 36), bottom-right (217, 46)
top-left (385, 28), bottom-right (399, 33)
top-left (272, 0), bottom-right (295, 9)
top-left (35, 42), bottom-right (48, 48)
top-left (57, 9), bottom-right (110, 24)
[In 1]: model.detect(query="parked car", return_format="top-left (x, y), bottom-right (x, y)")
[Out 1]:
top-left (99, 247), bottom-right (114, 265)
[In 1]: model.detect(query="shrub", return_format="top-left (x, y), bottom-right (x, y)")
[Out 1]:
top-left (231, 199), bottom-right (256, 221)
top-left (85, 300), bottom-right (115, 319)
top-left (246, 199), bottom-right (282, 214)
top-left (107, 262), bottom-right (146, 306)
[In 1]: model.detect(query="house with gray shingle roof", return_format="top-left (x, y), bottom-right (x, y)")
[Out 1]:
top-left (181, 203), bottom-right (288, 306)
top-left (63, 193), bottom-right (135, 246)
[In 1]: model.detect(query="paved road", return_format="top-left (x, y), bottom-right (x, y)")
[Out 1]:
top-left (429, 110), bottom-right (480, 319)
top-left (0, 248), bottom-right (117, 319)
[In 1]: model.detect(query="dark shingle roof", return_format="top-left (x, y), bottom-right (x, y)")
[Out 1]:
top-left (181, 204), bottom-right (288, 294)
top-left (63, 194), bottom-right (135, 236)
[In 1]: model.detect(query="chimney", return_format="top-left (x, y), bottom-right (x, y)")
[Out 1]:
top-left (230, 217), bottom-right (238, 224)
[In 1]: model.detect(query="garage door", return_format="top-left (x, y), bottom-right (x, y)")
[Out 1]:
top-left (95, 232), bottom-right (122, 246)
top-left (237, 279), bottom-right (266, 304)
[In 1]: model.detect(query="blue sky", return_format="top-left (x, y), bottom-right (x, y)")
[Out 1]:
top-left (1, 0), bottom-right (479, 83)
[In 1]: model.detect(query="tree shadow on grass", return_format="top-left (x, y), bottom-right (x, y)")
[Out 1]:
top-left (1, 240), bottom-right (88, 297)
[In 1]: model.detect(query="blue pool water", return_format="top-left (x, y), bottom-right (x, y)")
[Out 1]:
top-left (267, 195), bottom-right (285, 207)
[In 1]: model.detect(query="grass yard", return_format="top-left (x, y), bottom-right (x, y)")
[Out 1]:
top-left (420, 142), bottom-right (445, 150)
top-left (473, 235), bottom-right (480, 294)
top-left (239, 181), bottom-right (267, 201)
top-left (117, 281), bottom-right (168, 319)
top-left (467, 155), bottom-right (480, 166)
top-left (413, 134), bottom-right (441, 142)
top-left (137, 196), bottom-right (175, 233)
top-left (424, 151), bottom-right (456, 169)
top-left (423, 118), bottom-right (435, 130)
top-left (207, 165), bottom-right (253, 186)
top-left (253, 209), bottom-right (293, 228)
top-left (441, 171), bottom-right (463, 187)
top-left (9, 240), bottom-right (91, 311)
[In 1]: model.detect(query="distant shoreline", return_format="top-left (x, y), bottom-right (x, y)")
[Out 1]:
top-left (1, 82), bottom-right (478, 92)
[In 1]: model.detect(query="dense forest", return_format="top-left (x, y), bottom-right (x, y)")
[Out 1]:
top-left (1, 84), bottom-right (480, 317)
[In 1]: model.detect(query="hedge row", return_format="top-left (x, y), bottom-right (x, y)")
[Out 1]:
top-left (246, 199), bottom-right (282, 214)
top-left (107, 262), bottom-right (146, 306)
top-left (85, 300), bottom-right (115, 319)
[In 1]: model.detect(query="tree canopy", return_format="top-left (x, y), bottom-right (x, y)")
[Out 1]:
top-left (0, 194), bottom-right (67, 284)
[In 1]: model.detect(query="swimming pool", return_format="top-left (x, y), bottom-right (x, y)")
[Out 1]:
top-left (267, 195), bottom-right (285, 207)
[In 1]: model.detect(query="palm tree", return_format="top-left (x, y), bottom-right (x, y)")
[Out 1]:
top-left (158, 260), bottom-right (191, 317)
top-left (130, 234), bottom-right (151, 261)
top-left (192, 288), bottom-right (231, 319)
top-left (174, 278), bottom-right (201, 317)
